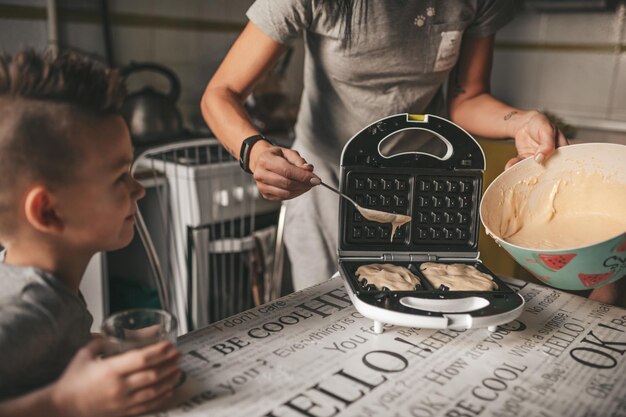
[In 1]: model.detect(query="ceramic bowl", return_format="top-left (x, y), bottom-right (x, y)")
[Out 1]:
top-left (480, 143), bottom-right (626, 290)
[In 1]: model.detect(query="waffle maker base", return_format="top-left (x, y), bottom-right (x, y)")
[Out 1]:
top-left (339, 260), bottom-right (525, 333)
top-left (337, 114), bottom-right (525, 333)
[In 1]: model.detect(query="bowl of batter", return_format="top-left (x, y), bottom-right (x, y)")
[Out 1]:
top-left (480, 143), bottom-right (626, 290)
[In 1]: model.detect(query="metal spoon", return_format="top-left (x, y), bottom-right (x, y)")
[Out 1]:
top-left (319, 181), bottom-right (359, 208)
top-left (318, 180), bottom-right (411, 240)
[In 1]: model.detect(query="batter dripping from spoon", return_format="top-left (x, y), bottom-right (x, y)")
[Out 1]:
top-left (356, 206), bottom-right (411, 240)
top-left (318, 179), bottom-right (411, 241)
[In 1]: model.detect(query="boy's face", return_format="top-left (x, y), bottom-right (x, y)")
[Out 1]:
top-left (54, 115), bottom-right (145, 252)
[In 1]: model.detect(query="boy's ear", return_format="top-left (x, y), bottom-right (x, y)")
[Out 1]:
top-left (23, 186), bottom-right (64, 234)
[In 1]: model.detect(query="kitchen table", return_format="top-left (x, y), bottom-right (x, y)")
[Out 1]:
top-left (154, 274), bottom-right (626, 417)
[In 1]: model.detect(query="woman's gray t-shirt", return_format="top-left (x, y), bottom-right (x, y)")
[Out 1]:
top-left (248, 0), bottom-right (516, 163)
top-left (246, 0), bottom-right (517, 289)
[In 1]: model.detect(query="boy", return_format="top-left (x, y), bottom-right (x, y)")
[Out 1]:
top-left (0, 50), bottom-right (180, 416)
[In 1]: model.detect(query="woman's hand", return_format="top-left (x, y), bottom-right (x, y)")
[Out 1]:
top-left (506, 110), bottom-right (569, 169)
top-left (50, 338), bottom-right (181, 417)
top-left (589, 279), bottom-right (626, 308)
top-left (249, 141), bottom-right (320, 200)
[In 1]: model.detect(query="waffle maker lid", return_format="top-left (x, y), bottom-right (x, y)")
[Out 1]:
top-left (338, 113), bottom-right (486, 258)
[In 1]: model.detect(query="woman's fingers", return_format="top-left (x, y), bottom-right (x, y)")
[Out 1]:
top-left (534, 126), bottom-right (569, 163)
top-left (509, 122), bottom-right (568, 169)
top-left (282, 148), bottom-right (315, 173)
top-left (254, 172), bottom-right (310, 200)
top-left (514, 112), bottom-right (572, 166)
top-left (256, 170), bottom-right (313, 192)
top-left (271, 156), bottom-right (316, 183)
top-left (589, 283), bottom-right (616, 304)
top-left (253, 147), bottom-right (319, 199)
top-left (533, 123), bottom-right (557, 163)
top-left (261, 148), bottom-right (318, 179)
top-left (257, 183), bottom-right (303, 200)
top-left (505, 156), bottom-right (523, 170)
top-left (505, 152), bottom-right (534, 170)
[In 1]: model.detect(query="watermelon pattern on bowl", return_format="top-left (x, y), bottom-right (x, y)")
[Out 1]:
top-left (535, 253), bottom-right (577, 271)
top-left (613, 239), bottom-right (626, 253)
top-left (496, 231), bottom-right (626, 291)
top-left (578, 272), bottom-right (614, 288)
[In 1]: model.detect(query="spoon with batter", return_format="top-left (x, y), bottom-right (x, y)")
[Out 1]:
top-left (318, 180), bottom-right (411, 239)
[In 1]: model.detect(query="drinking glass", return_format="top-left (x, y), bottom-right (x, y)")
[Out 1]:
top-left (101, 308), bottom-right (178, 355)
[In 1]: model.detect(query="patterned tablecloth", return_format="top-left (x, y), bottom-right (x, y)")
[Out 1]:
top-left (152, 275), bottom-right (626, 417)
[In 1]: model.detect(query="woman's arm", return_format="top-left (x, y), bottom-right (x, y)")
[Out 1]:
top-left (201, 22), bottom-right (319, 200)
top-left (202, 22), bottom-right (284, 158)
top-left (448, 35), bottom-right (567, 169)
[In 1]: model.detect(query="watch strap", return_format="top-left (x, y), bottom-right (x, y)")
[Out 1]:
top-left (239, 134), bottom-right (273, 174)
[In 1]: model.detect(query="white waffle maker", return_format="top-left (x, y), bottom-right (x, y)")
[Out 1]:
top-left (337, 114), bottom-right (525, 334)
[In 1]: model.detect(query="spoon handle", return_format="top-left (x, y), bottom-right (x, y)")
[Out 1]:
top-left (319, 181), bottom-right (359, 208)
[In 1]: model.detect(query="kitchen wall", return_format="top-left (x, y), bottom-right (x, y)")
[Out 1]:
top-left (493, 3), bottom-right (626, 131)
top-left (2, 1), bottom-right (625, 132)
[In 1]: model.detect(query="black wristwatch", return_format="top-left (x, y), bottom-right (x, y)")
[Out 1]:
top-left (239, 134), bottom-right (274, 174)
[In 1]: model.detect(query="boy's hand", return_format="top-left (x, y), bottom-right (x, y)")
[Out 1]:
top-left (51, 338), bottom-right (181, 417)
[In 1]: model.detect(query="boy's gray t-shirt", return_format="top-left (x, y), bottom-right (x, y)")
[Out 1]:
top-left (247, 0), bottom-right (517, 289)
top-left (0, 258), bottom-right (93, 399)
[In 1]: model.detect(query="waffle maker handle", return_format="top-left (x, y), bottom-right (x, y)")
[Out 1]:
top-left (341, 114), bottom-right (485, 170)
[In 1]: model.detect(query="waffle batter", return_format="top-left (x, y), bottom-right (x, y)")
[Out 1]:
top-left (497, 171), bottom-right (626, 249)
top-left (356, 206), bottom-right (411, 240)
top-left (420, 262), bottom-right (498, 291)
top-left (356, 264), bottom-right (421, 291)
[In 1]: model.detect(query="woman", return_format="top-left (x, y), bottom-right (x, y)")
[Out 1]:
top-left (201, 0), bottom-right (568, 291)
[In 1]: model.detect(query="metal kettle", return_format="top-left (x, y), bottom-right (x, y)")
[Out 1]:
top-left (121, 62), bottom-right (184, 144)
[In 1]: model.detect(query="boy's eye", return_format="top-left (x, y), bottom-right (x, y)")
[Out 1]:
top-left (117, 172), bottom-right (129, 183)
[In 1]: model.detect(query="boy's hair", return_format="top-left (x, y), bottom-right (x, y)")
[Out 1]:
top-left (0, 49), bottom-right (126, 236)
